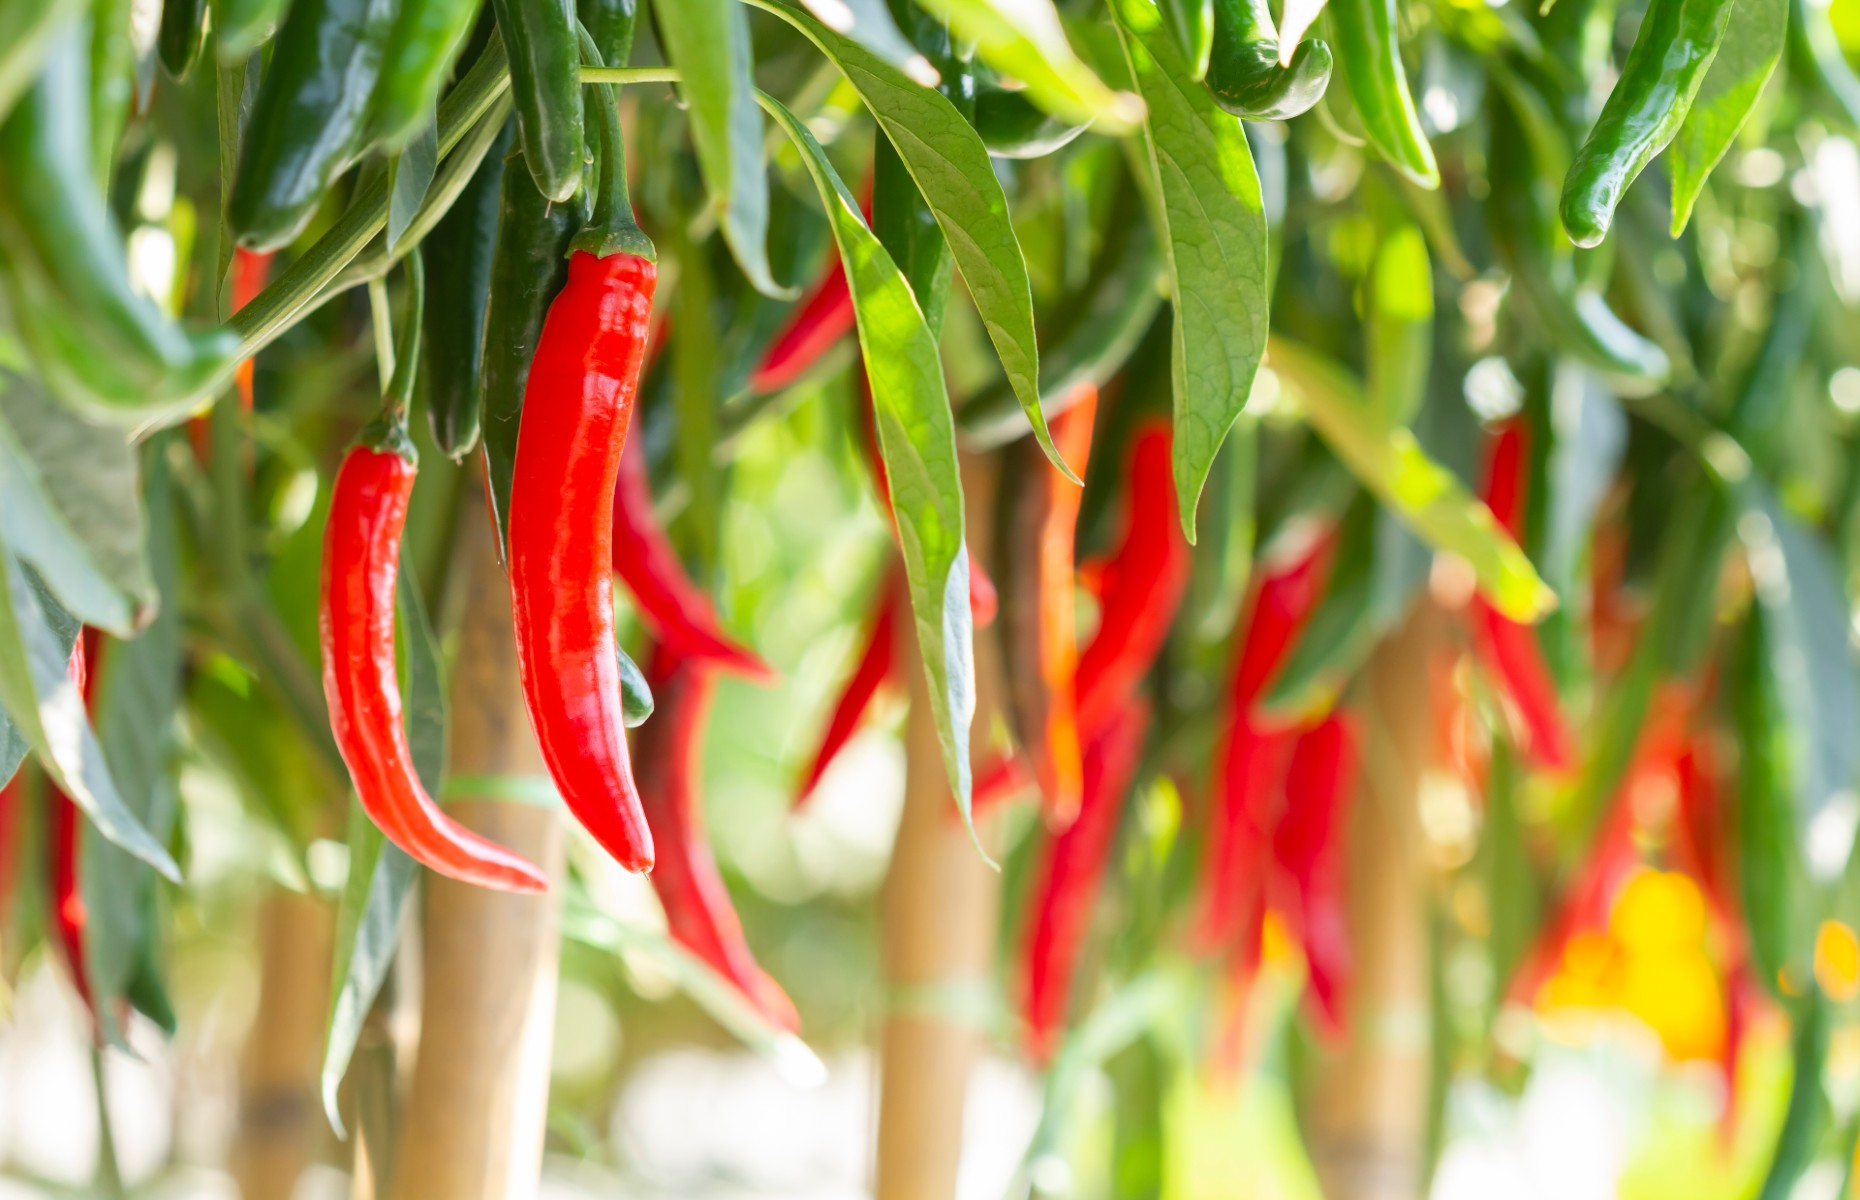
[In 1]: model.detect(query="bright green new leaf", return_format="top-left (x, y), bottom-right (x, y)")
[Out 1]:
top-left (1108, 0), bottom-right (1269, 542)
top-left (913, 0), bottom-right (1142, 132)
top-left (759, 92), bottom-right (977, 837)
top-left (759, 0), bottom-right (1074, 481)
top-left (1668, 0), bottom-right (1786, 235)
top-left (656, 0), bottom-right (790, 298)
top-left (1268, 337), bottom-right (1556, 622)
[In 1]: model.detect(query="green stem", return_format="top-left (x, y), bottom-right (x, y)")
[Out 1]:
top-left (578, 66), bottom-right (682, 84)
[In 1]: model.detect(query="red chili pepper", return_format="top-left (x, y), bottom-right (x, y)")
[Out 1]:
top-left (969, 751), bottom-right (1035, 821)
top-left (508, 249), bottom-right (658, 873)
top-left (189, 247), bottom-right (275, 460)
top-left (748, 258), bottom-right (853, 395)
top-left (322, 444), bottom-right (549, 893)
top-left (1022, 703), bottom-right (1151, 1062)
top-left (1072, 420), bottom-right (1192, 739)
top-left (1002, 386), bottom-right (1098, 826)
top-left (1269, 711), bottom-right (1359, 1037)
top-left (49, 639), bottom-right (94, 1012)
top-left (1468, 422), bottom-right (1575, 775)
top-left (638, 645), bottom-right (799, 1031)
top-left (0, 771), bottom-right (20, 927)
top-left (793, 571), bottom-right (901, 810)
top-left (612, 436), bottom-right (772, 680)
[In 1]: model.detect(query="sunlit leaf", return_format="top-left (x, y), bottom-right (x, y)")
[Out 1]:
top-left (1667, 0), bottom-right (1786, 235)
top-left (913, 0), bottom-right (1142, 132)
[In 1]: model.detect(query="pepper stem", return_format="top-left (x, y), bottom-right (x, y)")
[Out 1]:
top-left (572, 25), bottom-right (657, 263)
top-left (362, 251), bottom-right (424, 461)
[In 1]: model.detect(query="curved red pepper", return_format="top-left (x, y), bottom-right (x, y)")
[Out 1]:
top-left (1072, 420), bottom-right (1192, 739)
top-left (612, 436), bottom-right (771, 680)
top-left (49, 639), bottom-right (94, 1012)
top-left (1469, 422), bottom-right (1575, 774)
top-left (322, 445), bottom-right (548, 893)
top-left (509, 250), bottom-right (658, 873)
top-left (748, 258), bottom-right (854, 395)
top-left (793, 571), bottom-right (901, 810)
top-left (1022, 704), bottom-right (1151, 1062)
top-left (639, 646), bottom-right (799, 1031)
top-left (1270, 712), bottom-right (1359, 1037)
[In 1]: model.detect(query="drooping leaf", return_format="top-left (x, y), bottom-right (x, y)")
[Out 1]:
top-left (912, 0), bottom-right (1142, 132)
top-left (1667, 0), bottom-right (1787, 235)
top-left (760, 0), bottom-right (1074, 480)
top-left (759, 92), bottom-right (977, 832)
top-left (656, 0), bottom-right (788, 298)
top-left (0, 545), bottom-right (177, 878)
top-left (319, 549), bottom-right (445, 1132)
top-left (85, 444), bottom-right (184, 1045)
top-left (0, 369), bottom-right (153, 636)
top-left (387, 116), bottom-right (440, 252)
top-left (1106, 0), bottom-right (1269, 542)
top-left (1267, 337), bottom-right (1556, 622)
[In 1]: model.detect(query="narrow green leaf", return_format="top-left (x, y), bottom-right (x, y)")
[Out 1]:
top-left (0, 546), bottom-right (178, 878)
top-left (656, 0), bottom-right (788, 298)
top-left (912, 0), bottom-right (1143, 132)
top-left (759, 92), bottom-right (977, 833)
top-left (759, 0), bottom-right (1073, 480)
top-left (387, 116), bottom-right (440, 252)
top-left (1107, 0), bottom-right (1269, 542)
top-left (1366, 222), bottom-right (1432, 428)
top-left (1732, 609), bottom-right (1810, 992)
top-left (796, 0), bottom-right (939, 84)
top-left (85, 445), bottom-right (184, 1046)
top-left (1268, 337), bottom-right (1555, 622)
top-left (1667, 0), bottom-right (1786, 235)
top-left (669, 222), bottom-right (723, 567)
top-left (319, 549), bottom-right (444, 1133)
top-left (0, 370), bottom-right (153, 636)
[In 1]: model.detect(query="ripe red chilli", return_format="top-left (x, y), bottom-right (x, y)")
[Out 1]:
top-left (507, 249), bottom-right (659, 872)
top-left (793, 570), bottom-right (901, 810)
top-left (748, 258), bottom-right (854, 395)
top-left (1270, 711), bottom-right (1360, 1036)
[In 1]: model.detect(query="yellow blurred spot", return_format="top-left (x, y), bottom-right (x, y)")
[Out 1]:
top-left (1260, 909), bottom-right (1299, 974)
top-left (1612, 870), bottom-right (1707, 951)
top-left (1815, 920), bottom-right (1860, 1002)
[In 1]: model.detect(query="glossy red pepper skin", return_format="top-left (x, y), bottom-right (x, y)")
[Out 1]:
top-left (749, 258), bottom-right (854, 395)
top-left (1022, 704), bottom-right (1151, 1062)
top-left (793, 571), bottom-right (900, 810)
top-left (1072, 420), bottom-right (1192, 738)
top-left (322, 445), bottom-right (549, 893)
top-left (1469, 422), bottom-right (1575, 774)
top-left (638, 647), bottom-right (799, 1031)
top-left (612, 437), bottom-right (771, 679)
top-left (1270, 711), bottom-right (1359, 1036)
top-left (508, 250), bottom-right (657, 873)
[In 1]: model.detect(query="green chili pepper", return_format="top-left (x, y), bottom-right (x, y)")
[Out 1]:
top-left (158, 0), bottom-right (208, 78)
top-left (0, 0), bottom-right (81, 124)
top-left (228, 0), bottom-right (398, 249)
top-left (479, 149), bottom-right (588, 551)
top-left (490, 0), bottom-right (584, 203)
top-left (90, 0), bottom-right (136, 183)
top-left (1204, 0), bottom-right (1332, 121)
top-left (0, 24), bottom-right (238, 423)
top-left (369, 0), bottom-right (486, 149)
top-left (420, 119), bottom-right (510, 458)
top-left (1558, 0), bottom-right (1735, 248)
top-left (973, 85), bottom-right (1090, 158)
top-left (1487, 96), bottom-right (1670, 389)
top-left (1733, 609), bottom-right (1810, 995)
top-left (1328, 0), bottom-right (1437, 187)
top-left (215, 0), bottom-right (293, 63)
top-left (577, 0), bottom-right (636, 68)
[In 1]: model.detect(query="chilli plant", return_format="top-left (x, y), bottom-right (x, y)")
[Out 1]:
top-left (3, 0), bottom-right (1860, 1192)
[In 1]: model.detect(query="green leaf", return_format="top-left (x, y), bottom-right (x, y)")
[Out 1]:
top-left (669, 222), bottom-right (723, 568)
top-left (656, 0), bottom-right (788, 298)
top-left (0, 370), bottom-right (153, 636)
top-left (85, 443), bottom-right (184, 1046)
top-left (794, 0), bottom-right (939, 84)
top-left (759, 92), bottom-right (977, 833)
top-left (1278, 0), bottom-right (1329, 64)
top-left (1667, 0), bottom-right (1786, 235)
top-left (319, 549), bottom-right (445, 1132)
top-left (1158, 0), bottom-right (1212, 77)
top-left (1105, 0), bottom-right (1269, 543)
top-left (1740, 487), bottom-right (1860, 882)
top-left (912, 0), bottom-right (1142, 132)
top-left (0, 546), bottom-right (178, 878)
top-left (386, 116), bottom-right (440, 252)
top-left (758, 0), bottom-right (1075, 481)
top-left (1267, 337), bottom-right (1556, 622)
top-left (1366, 222), bottom-right (1432, 428)
top-left (1733, 608), bottom-right (1810, 992)
top-left (1540, 363), bottom-right (1625, 598)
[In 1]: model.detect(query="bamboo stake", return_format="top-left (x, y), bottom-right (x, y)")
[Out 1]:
top-left (1306, 607), bottom-right (1438, 1200)
top-left (390, 512), bottom-right (566, 1200)
top-left (873, 455), bottom-right (1005, 1200)
top-left (232, 888), bottom-right (337, 1200)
